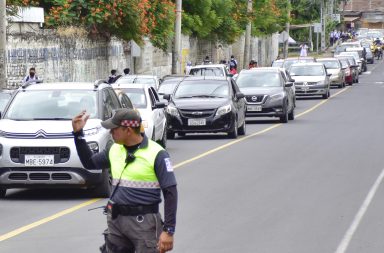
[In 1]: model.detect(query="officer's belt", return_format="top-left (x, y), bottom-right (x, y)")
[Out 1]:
top-left (116, 204), bottom-right (159, 216)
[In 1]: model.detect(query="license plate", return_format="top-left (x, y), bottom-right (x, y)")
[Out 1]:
top-left (188, 118), bottom-right (206, 126)
top-left (247, 105), bottom-right (262, 112)
top-left (25, 155), bottom-right (54, 166)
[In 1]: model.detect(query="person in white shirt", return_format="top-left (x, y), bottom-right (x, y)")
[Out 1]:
top-left (299, 44), bottom-right (309, 57)
top-left (22, 67), bottom-right (39, 84)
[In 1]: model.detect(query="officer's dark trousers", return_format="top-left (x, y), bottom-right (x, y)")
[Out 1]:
top-left (105, 212), bottom-right (162, 253)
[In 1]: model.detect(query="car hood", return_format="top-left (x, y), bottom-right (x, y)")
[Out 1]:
top-left (0, 118), bottom-right (102, 135)
top-left (239, 87), bottom-right (283, 95)
top-left (172, 98), bottom-right (228, 109)
top-left (327, 69), bottom-right (341, 75)
top-left (291, 76), bottom-right (326, 82)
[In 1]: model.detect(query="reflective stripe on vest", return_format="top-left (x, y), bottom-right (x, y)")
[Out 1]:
top-left (108, 140), bottom-right (163, 189)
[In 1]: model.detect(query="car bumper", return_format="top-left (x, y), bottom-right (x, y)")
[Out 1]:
top-left (0, 137), bottom-right (105, 189)
top-left (166, 112), bottom-right (235, 134)
top-left (295, 84), bottom-right (329, 96)
top-left (245, 102), bottom-right (285, 117)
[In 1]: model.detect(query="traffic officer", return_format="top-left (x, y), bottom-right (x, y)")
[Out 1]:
top-left (72, 108), bottom-right (178, 253)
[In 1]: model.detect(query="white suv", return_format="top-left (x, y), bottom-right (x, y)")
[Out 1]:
top-left (0, 81), bottom-right (122, 198)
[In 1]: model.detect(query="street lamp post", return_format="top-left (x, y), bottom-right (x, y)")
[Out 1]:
top-left (0, 0), bottom-right (7, 89)
top-left (172, 0), bottom-right (182, 74)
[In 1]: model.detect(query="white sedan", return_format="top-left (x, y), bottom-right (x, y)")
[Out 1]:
top-left (112, 83), bottom-right (168, 148)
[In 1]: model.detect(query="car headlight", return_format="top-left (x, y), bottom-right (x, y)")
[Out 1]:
top-left (268, 92), bottom-right (285, 102)
top-left (87, 141), bottom-right (99, 153)
top-left (216, 104), bottom-right (231, 116)
top-left (84, 127), bottom-right (102, 136)
top-left (166, 105), bottom-right (180, 117)
top-left (317, 80), bottom-right (326, 85)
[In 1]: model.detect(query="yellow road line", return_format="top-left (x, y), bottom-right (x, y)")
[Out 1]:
top-left (0, 86), bottom-right (351, 241)
top-left (0, 198), bottom-right (101, 242)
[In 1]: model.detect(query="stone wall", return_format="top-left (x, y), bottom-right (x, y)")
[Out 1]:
top-left (5, 24), bottom-right (278, 88)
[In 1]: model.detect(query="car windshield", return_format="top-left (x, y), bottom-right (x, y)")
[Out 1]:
top-left (174, 80), bottom-right (229, 98)
top-left (289, 65), bottom-right (325, 76)
top-left (189, 67), bottom-right (225, 77)
top-left (317, 60), bottom-right (340, 69)
top-left (121, 88), bottom-right (147, 108)
top-left (158, 81), bottom-right (179, 95)
top-left (338, 59), bottom-right (349, 68)
top-left (5, 90), bottom-right (97, 120)
top-left (0, 92), bottom-right (12, 112)
top-left (236, 72), bottom-right (282, 88)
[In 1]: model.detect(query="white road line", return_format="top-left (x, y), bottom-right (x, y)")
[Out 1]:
top-left (334, 168), bottom-right (384, 253)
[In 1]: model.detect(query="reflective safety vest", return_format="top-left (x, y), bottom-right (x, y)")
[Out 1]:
top-left (108, 141), bottom-right (163, 189)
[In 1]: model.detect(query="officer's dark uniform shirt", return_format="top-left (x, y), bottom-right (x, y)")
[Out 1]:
top-left (73, 131), bottom-right (177, 228)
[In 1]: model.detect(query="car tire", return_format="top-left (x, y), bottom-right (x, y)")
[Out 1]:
top-left (91, 170), bottom-right (112, 198)
top-left (322, 90), bottom-right (329, 99)
top-left (228, 118), bottom-right (238, 138)
top-left (238, 118), bottom-right (246, 135)
top-left (167, 131), bottom-right (175, 139)
top-left (280, 106), bottom-right (288, 123)
top-left (0, 187), bottom-right (6, 198)
top-left (288, 107), bottom-right (295, 120)
top-left (158, 127), bottom-right (167, 148)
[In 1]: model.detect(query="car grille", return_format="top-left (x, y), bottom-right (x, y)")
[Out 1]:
top-left (179, 109), bottom-right (216, 118)
top-left (245, 95), bottom-right (265, 103)
top-left (0, 130), bottom-right (73, 139)
top-left (294, 82), bottom-right (318, 86)
top-left (8, 172), bottom-right (72, 181)
top-left (10, 147), bottom-right (70, 164)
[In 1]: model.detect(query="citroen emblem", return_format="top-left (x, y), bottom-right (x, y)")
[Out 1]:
top-left (35, 129), bottom-right (46, 138)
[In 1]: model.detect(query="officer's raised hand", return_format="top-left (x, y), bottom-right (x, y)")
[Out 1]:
top-left (158, 232), bottom-right (174, 253)
top-left (72, 110), bottom-right (90, 132)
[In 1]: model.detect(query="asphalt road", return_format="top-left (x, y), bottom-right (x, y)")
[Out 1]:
top-left (1, 59), bottom-right (384, 253)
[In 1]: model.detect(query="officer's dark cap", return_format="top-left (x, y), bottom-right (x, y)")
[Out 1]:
top-left (101, 108), bottom-right (141, 129)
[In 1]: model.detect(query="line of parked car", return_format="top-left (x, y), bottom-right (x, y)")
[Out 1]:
top-left (0, 42), bottom-right (371, 198)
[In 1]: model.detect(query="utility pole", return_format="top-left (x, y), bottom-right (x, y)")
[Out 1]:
top-left (283, 0), bottom-right (291, 58)
top-left (243, 0), bottom-right (252, 69)
top-left (320, 0), bottom-right (326, 52)
top-left (172, 0), bottom-right (182, 74)
top-left (0, 0), bottom-right (7, 89)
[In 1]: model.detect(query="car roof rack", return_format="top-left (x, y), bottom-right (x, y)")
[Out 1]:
top-left (21, 79), bottom-right (43, 89)
top-left (94, 79), bottom-right (108, 89)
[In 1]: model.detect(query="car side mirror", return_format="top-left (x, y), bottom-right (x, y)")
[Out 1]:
top-left (327, 73), bottom-right (332, 77)
top-left (290, 78), bottom-right (295, 82)
top-left (236, 92), bottom-right (245, 99)
top-left (163, 94), bottom-right (171, 101)
top-left (285, 82), bottom-right (294, 87)
top-left (154, 102), bottom-right (166, 109)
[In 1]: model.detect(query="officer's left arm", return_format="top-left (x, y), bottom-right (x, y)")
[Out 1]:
top-left (154, 150), bottom-right (178, 229)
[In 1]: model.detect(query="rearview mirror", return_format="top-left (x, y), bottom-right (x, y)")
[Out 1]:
top-left (163, 94), bottom-right (171, 101)
top-left (236, 92), bottom-right (245, 99)
top-left (154, 102), bottom-right (166, 109)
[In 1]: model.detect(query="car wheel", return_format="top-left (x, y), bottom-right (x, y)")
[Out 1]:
top-left (322, 90), bottom-right (329, 99)
top-left (158, 127), bottom-right (167, 148)
top-left (0, 187), bottom-right (6, 198)
top-left (167, 130), bottom-right (175, 139)
top-left (238, 118), bottom-right (246, 135)
top-left (280, 107), bottom-right (288, 123)
top-left (228, 118), bottom-right (238, 138)
top-left (288, 107), bottom-right (295, 120)
top-left (91, 170), bottom-right (112, 198)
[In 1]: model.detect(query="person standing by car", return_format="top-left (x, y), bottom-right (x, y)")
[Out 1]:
top-left (22, 67), bottom-right (39, 84)
top-left (123, 68), bottom-right (130, 76)
top-left (108, 69), bottom-right (117, 84)
top-left (72, 108), bottom-right (178, 253)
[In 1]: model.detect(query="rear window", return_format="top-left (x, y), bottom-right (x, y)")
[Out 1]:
top-left (189, 67), bottom-right (225, 77)
top-left (317, 60), bottom-right (340, 69)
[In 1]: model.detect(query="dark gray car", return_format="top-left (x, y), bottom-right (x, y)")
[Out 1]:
top-left (236, 67), bottom-right (295, 123)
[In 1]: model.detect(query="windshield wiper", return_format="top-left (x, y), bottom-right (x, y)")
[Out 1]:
top-left (191, 95), bottom-right (222, 98)
top-left (176, 96), bottom-right (194, 99)
top-left (32, 118), bottom-right (71, 120)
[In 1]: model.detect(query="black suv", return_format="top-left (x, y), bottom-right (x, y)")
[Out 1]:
top-left (164, 76), bottom-right (246, 138)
